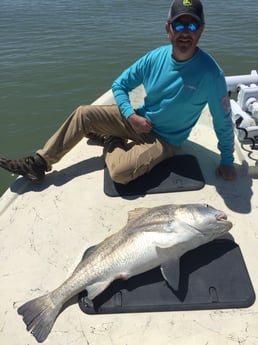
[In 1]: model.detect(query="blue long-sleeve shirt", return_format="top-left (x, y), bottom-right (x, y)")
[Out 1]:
top-left (112, 44), bottom-right (234, 166)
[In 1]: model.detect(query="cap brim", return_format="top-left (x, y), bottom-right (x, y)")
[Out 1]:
top-left (168, 13), bottom-right (202, 24)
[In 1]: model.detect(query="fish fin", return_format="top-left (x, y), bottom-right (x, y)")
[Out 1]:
top-left (18, 293), bottom-right (62, 343)
top-left (82, 296), bottom-right (94, 309)
top-left (127, 208), bottom-right (150, 223)
top-left (81, 245), bottom-right (96, 261)
top-left (86, 280), bottom-right (113, 300)
top-left (71, 246), bottom-right (97, 275)
top-left (160, 259), bottom-right (180, 291)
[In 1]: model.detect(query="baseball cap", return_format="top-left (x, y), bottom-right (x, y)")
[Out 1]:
top-left (167, 0), bottom-right (205, 24)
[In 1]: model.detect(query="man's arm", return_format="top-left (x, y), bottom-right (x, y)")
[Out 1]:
top-left (208, 71), bottom-right (237, 180)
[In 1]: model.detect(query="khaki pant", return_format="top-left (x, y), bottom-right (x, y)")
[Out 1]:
top-left (37, 105), bottom-right (180, 184)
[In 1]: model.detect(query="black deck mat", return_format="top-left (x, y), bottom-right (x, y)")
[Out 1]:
top-left (78, 235), bottom-right (255, 314)
top-left (103, 154), bottom-right (205, 197)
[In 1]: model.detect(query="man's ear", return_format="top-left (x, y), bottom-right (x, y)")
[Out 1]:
top-left (200, 24), bottom-right (205, 33)
top-left (165, 22), bottom-right (171, 34)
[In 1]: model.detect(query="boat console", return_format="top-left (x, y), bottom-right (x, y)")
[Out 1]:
top-left (226, 70), bottom-right (258, 171)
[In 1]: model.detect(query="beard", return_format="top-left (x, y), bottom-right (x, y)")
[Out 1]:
top-left (175, 36), bottom-right (194, 53)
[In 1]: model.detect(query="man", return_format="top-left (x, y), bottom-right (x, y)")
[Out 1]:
top-left (0, 0), bottom-right (236, 184)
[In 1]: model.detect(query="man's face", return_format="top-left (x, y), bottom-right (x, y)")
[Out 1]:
top-left (165, 15), bottom-right (204, 61)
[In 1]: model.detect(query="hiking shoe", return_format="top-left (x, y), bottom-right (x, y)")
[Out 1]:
top-left (86, 132), bottom-right (110, 146)
top-left (0, 154), bottom-right (47, 182)
top-left (103, 136), bottom-right (127, 155)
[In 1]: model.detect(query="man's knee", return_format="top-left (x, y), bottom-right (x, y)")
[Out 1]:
top-left (74, 105), bottom-right (97, 134)
top-left (76, 105), bottom-right (92, 117)
top-left (108, 163), bottom-right (149, 185)
top-left (109, 166), bottom-right (132, 185)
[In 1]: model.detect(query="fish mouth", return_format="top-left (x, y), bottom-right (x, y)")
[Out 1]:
top-left (216, 212), bottom-right (228, 221)
top-left (216, 212), bottom-right (233, 229)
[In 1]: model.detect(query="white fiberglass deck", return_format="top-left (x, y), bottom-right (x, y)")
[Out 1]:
top-left (0, 86), bottom-right (258, 345)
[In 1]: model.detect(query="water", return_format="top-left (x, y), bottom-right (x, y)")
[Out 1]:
top-left (0, 0), bottom-right (257, 196)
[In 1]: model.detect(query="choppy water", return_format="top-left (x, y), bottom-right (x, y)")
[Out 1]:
top-left (0, 0), bottom-right (257, 195)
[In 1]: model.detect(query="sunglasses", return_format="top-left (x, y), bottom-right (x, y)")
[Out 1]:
top-left (171, 21), bottom-right (201, 33)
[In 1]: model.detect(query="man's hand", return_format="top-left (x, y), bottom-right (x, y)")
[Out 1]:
top-left (216, 164), bottom-right (237, 180)
top-left (128, 113), bottom-right (153, 134)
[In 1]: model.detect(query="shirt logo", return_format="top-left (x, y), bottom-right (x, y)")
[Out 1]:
top-left (222, 96), bottom-right (230, 109)
top-left (222, 96), bottom-right (231, 114)
top-left (183, 0), bottom-right (192, 6)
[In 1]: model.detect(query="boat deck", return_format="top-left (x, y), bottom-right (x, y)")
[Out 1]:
top-left (0, 86), bottom-right (258, 345)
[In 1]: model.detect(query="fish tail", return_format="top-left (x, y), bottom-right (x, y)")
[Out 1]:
top-left (17, 293), bottom-right (62, 343)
